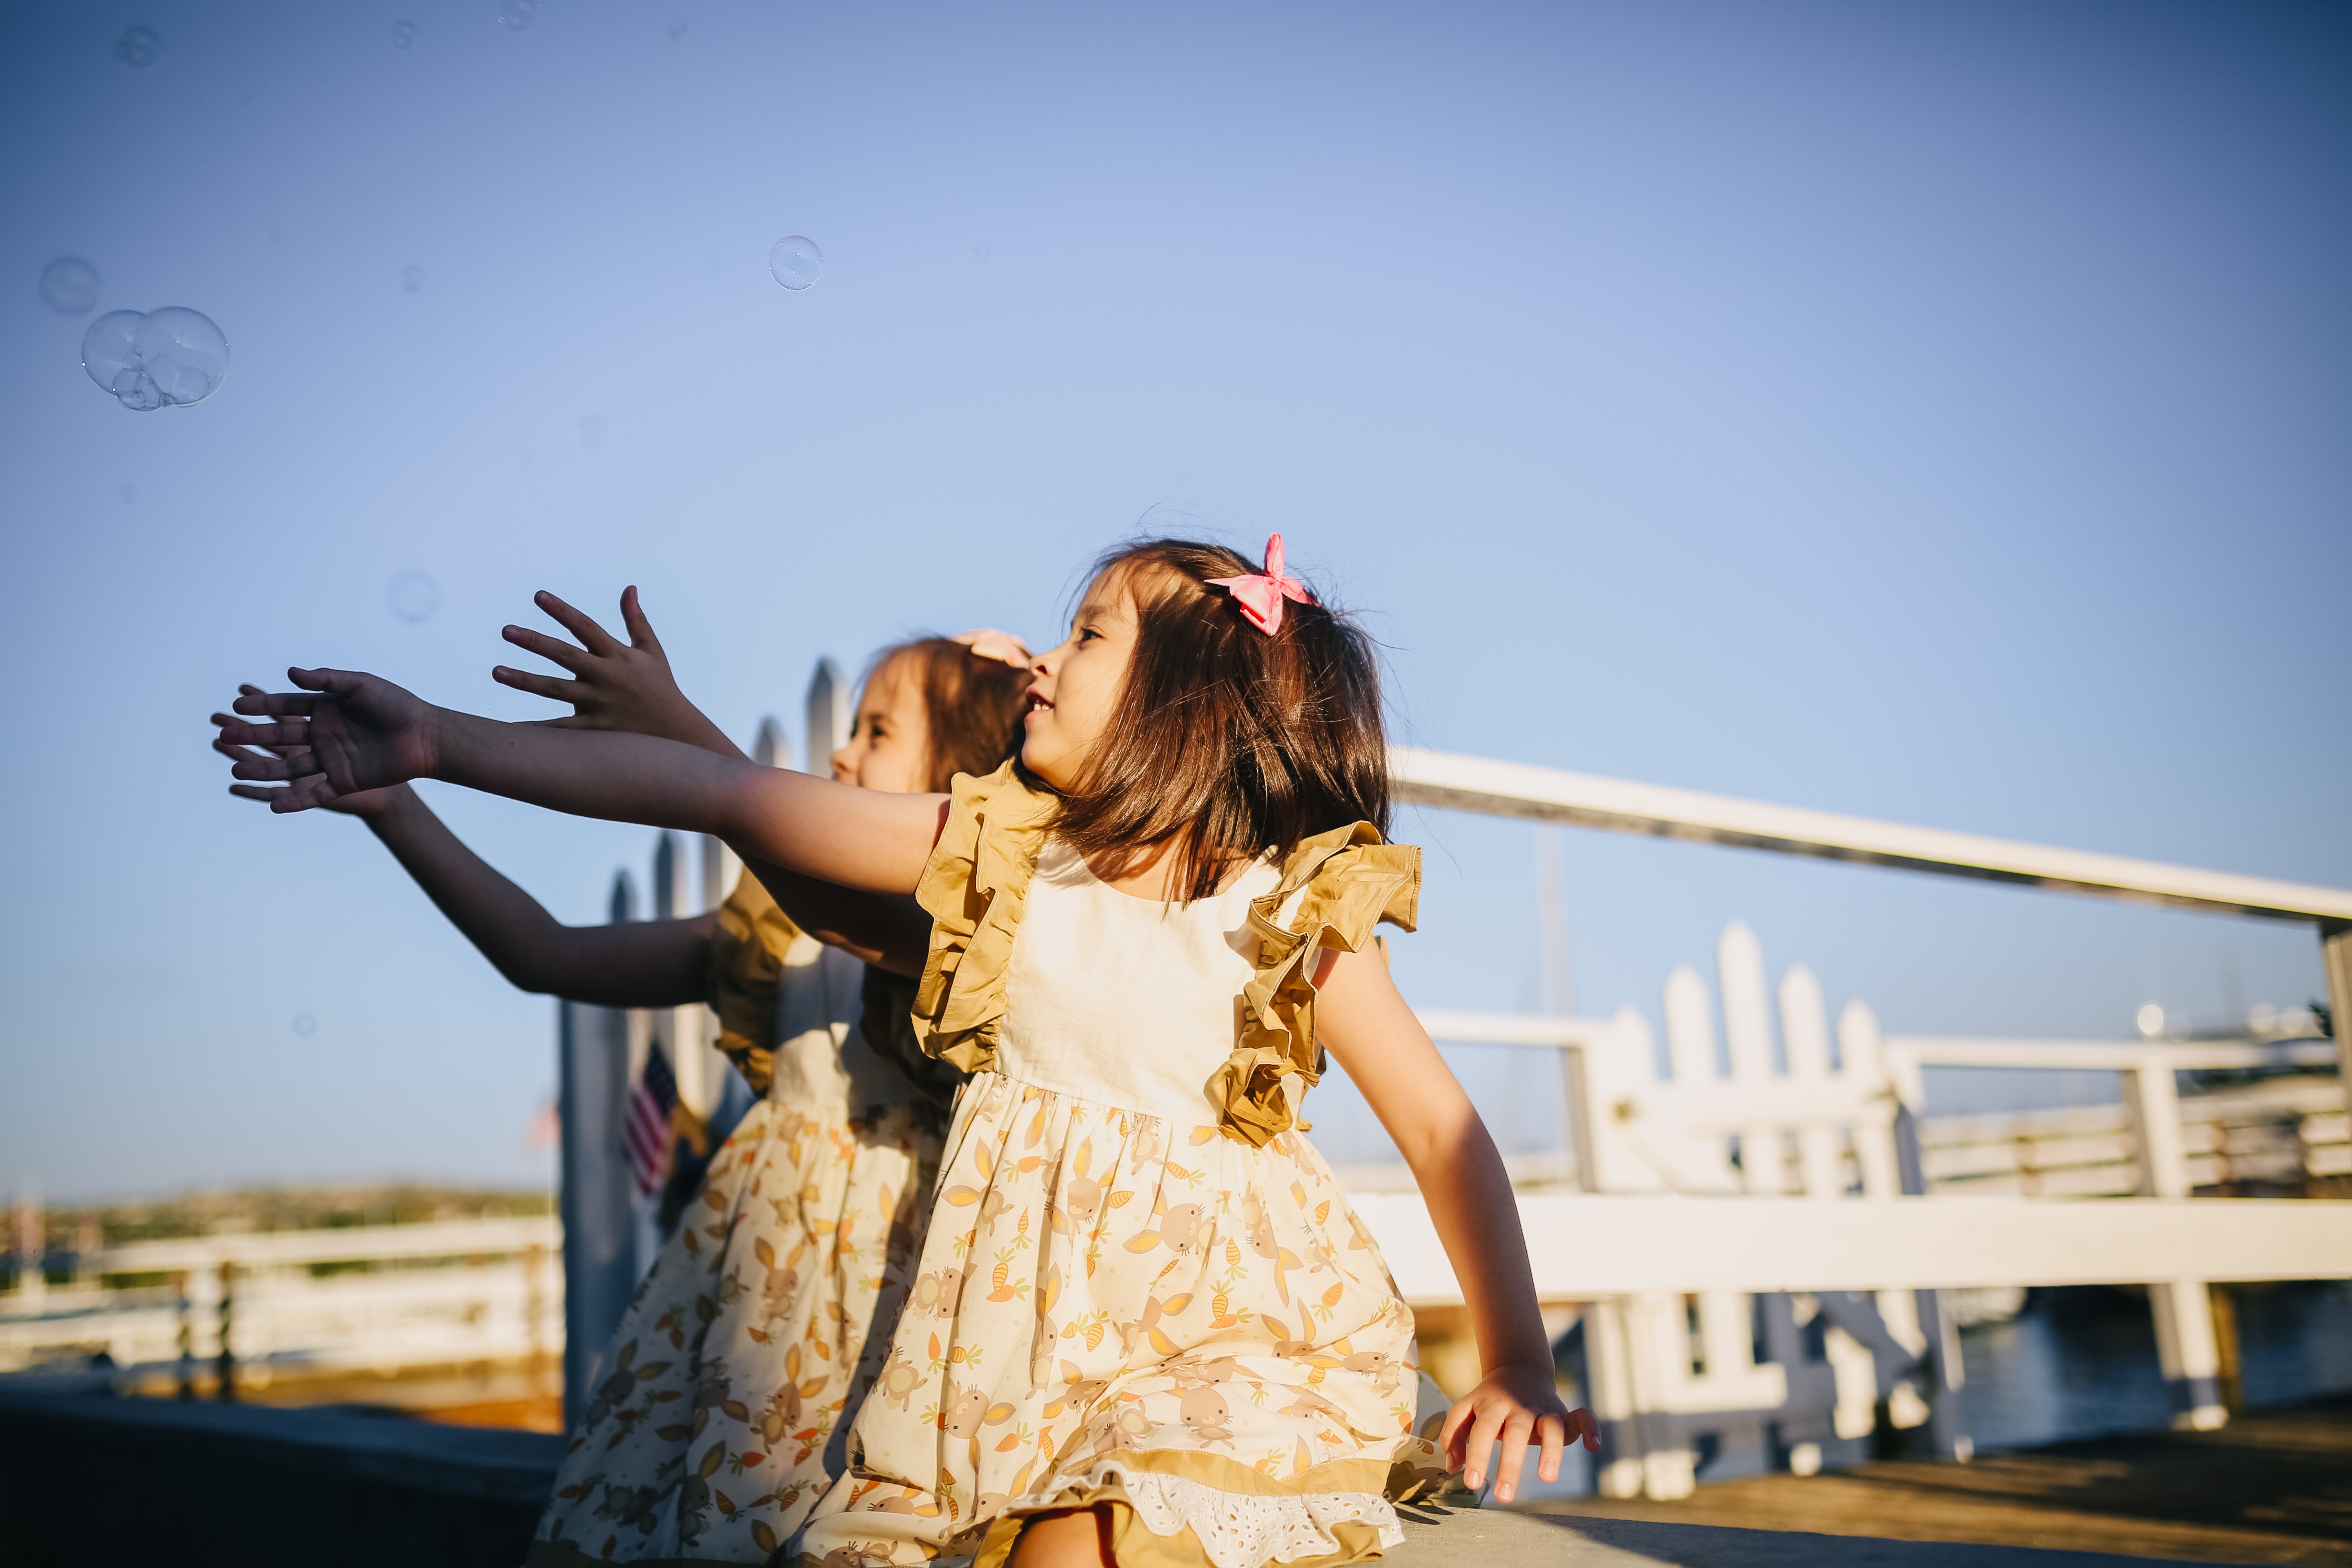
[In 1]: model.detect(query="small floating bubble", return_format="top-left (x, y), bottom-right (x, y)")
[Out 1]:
top-left (401, 265), bottom-right (424, 293)
top-left (292, 1013), bottom-right (317, 1038)
top-left (39, 258), bottom-right (101, 315)
top-left (391, 19), bottom-right (417, 47)
top-left (120, 483), bottom-right (137, 505)
top-left (498, 0), bottom-right (537, 32)
top-left (388, 571), bottom-right (439, 623)
top-left (114, 25), bottom-right (160, 68)
top-left (974, 242), bottom-right (992, 265)
top-left (579, 414), bottom-right (606, 448)
top-left (81, 307), bottom-right (230, 412)
top-left (769, 236), bottom-right (822, 290)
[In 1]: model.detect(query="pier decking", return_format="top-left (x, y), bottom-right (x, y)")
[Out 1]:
top-left (1530, 1391), bottom-right (2352, 1566)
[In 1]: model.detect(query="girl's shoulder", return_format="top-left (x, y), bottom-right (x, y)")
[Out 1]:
top-left (908, 761), bottom-right (1057, 1074)
top-left (1263, 820), bottom-right (1421, 940)
top-left (1212, 824), bottom-right (1420, 1146)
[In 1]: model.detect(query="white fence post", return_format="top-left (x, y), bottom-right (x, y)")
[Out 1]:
top-left (2126, 1058), bottom-right (2227, 1430)
top-left (560, 869), bottom-right (639, 1428)
top-left (651, 832), bottom-right (709, 1120)
top-left (806, 657), bottom-right (851, 774)
top-left (753, 715), bottom-right (789, 771)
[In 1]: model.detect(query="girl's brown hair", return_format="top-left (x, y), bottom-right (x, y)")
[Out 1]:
top-left (1053, 538), bottom-right (1389, 901)
top-left (866, 637), bottom-right (1033, 794)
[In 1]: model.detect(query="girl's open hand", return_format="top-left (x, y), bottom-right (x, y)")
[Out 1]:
top-left (1438, 1361), bottom-right (1599, 1504)
top-left (492, 587), bottom-right (741, 758)
top-left (214, 685), bottom-right (410, 818)
top-left (213, 667), bottom-right (439, 810)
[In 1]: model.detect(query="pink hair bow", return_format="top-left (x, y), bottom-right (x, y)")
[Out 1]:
top-left (1206, 534), bottom-right (1315, 635)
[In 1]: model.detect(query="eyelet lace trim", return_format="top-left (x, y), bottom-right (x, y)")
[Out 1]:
top-left (1071, 1461), bottom-right (1403, 1568)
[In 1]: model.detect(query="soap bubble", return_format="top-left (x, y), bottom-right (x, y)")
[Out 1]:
top-left (114, 26), bottom-right (160, 68)
top-left (667, 20), bottom-right (688, 40)
top-left (391, 19), bottom-right (416, 47)
top-left (498, 0), bottom-right (537, 32)
top-left (769, 236), bottom-right (822, 290)
top-left (81, 308), bottom-right (230, 412)
top-left (579, 414), bottom-right (606, 447)
top-left (388, 571), bottom-right (439, 623)
top-left (120, 483), bottom-right (137, 504)
top-left (401, 265), bottom-right (423, 293)
top-left (39, 258), bottom-right (101, 315)
top-left (292, 1013), bottom-right (317, 1038)
top-left (973, 242), bottom-right (992, 265)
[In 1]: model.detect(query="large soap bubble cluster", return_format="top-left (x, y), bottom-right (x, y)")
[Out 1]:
top-left (769, 236), bottom-right (823, 290)
top-left (39, 258), bottom-right (101, 315)
top-left (81, 308), bottom-right (230, 412)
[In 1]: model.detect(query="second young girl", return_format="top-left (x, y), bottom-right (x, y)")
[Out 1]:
top-left (218, 599), bottom-right (1029, 1564)
top-left (220, 537), bottom-right (1599, 1568)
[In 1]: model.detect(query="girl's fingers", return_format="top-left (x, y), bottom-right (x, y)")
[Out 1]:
top-left (618, 584), bottom-right (664, 653)
top-left (1579, 1407), bottom-right (1602, 1453)
top-left (491, 665), bottom-right (585, 704)
top-left (1437, 1397), bottom-right (1473, 1467)
top-left (216, 716), bottom-right (310, 748)
top-left (227, 783), bottom-right (278, 803)
top-left (532, 590), bottom-right (622, 656)
top-left (225, 748), bottom-right (301, 782)
top-left (1462, 1401), bottom-right (1510, 1492)
top-left (1536, 1411), bottom-right (1566, 1484)
top-left (1491, 1408), bottom-right (1535, 1502)
top-left (231, 690), bottom-right (316, 717)
top-left (500, 625), bottom-right (591, 674)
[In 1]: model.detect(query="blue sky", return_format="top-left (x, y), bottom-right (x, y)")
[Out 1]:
top-left (4, 0), bottom-right (2346, 1197)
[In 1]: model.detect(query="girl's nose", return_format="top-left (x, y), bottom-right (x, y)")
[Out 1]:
top-left (829, 741), bottom-right (857, 782)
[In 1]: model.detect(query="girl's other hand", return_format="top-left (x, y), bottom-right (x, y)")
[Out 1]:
top-left (215, 685), bottom-right (410, 818)
top-left (214, 666), bottom-right (438, 809)
top-left (493, 587), bottom-right (744, 760)
top-left (1438, 1362), bottom-right (1599, 1504)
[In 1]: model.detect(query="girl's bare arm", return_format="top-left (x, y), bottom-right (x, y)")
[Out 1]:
top-left (359, 784), bottom-right (716, 1006)
top-left (1312, 946), bottom-right (1597, 1502)
top-left (217, 667), bottom-right (947, 895)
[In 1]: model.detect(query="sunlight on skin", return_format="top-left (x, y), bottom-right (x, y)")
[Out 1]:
top-left (1019, 566), bottom-right (1217, 903)
top-left (832, 653), bottom-right (933, 792)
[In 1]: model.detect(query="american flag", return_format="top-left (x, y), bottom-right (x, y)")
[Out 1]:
top-left (624, 1045), bottom-right (679, 1199)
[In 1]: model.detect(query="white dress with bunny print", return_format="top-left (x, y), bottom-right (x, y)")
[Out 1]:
top-left (792, 763), bottom-right (1451, 1568)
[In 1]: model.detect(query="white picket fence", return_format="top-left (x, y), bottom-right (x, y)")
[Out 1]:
top-left (0, 1218), bottom-right (560, 1381)
top-left (1346, 918), bottom-right (2352, 1499)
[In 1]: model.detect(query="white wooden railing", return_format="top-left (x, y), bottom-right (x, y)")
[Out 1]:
top-left (1350, 917), bottom-right (2352, 1499)
top-left (0, 1218), bottom-right (560, 1381)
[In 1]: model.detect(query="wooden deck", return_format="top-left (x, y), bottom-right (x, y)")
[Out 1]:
top-left (1530, 1393), bottom-right (2352, 1565)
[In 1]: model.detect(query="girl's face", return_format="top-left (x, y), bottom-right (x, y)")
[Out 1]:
top-left (1021, 570), bottom-right (1140, 790)
top-left (831, 654), bottom-right (932, 794)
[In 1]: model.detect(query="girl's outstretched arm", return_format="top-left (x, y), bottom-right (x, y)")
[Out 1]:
top-left (217, 667), bottom-right (947, 895)
top-left (479, 590), bottom-right (934, 973)
top-left (341, 783), bottom-right (711, 1005)
top-left (1313, 947), bottom-right (1600, 1503)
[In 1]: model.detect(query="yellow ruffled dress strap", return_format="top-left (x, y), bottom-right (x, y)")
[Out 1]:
top-left (1207, 823), bottom-right (1421, 1147)
top-left (910, 760), bottom-right (1058, 1075)
top-left (704, 866), bottom-right (803, 1098)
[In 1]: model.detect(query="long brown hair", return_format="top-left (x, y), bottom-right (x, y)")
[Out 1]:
top-left (1052, 538), bottom-right (1390, 900)
top-left (866, 637), bottom-right (1032, 793)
